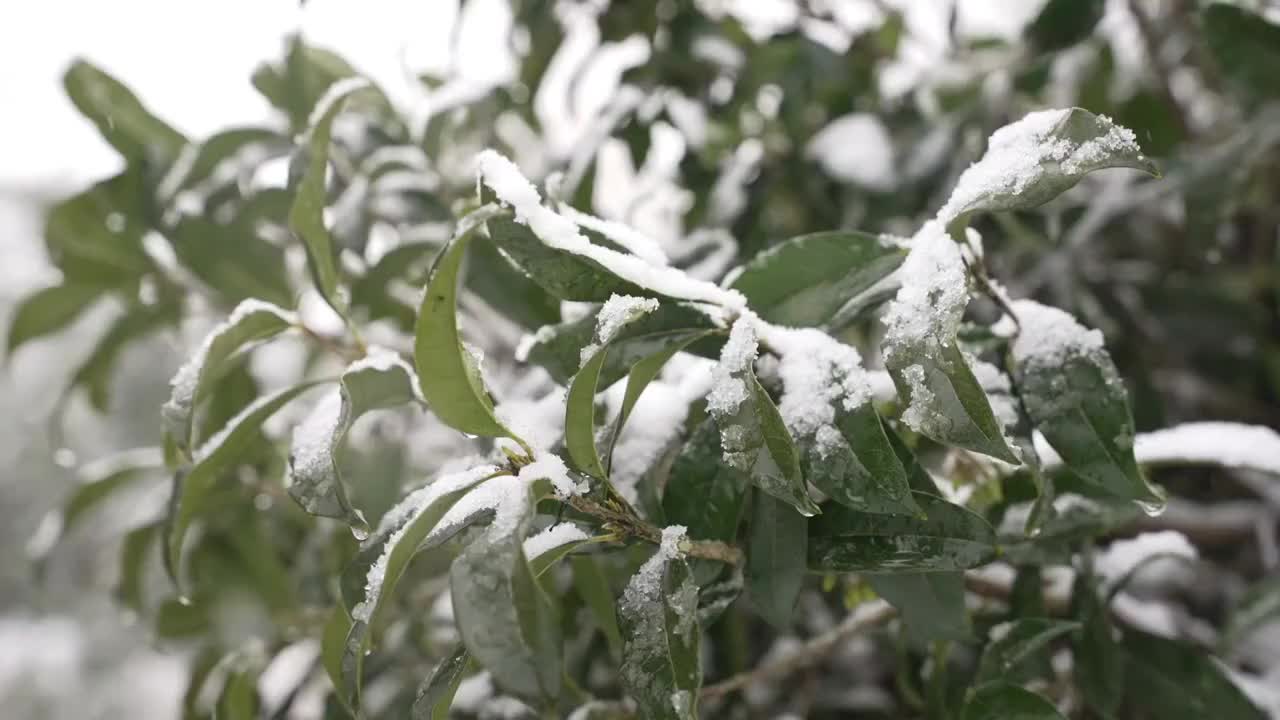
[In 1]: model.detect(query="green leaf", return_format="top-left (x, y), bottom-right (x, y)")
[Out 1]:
top-left (164, 381), bottom-right (323, 587)
top-left (527, 527), bottom-right (593, 578)
top-left (412, 644), bottom-right (471, 720)
top-left (321, 606), bottom-right (352, 704)
top-left (288, 78), bottom-right (371, 314)
top-left (1011, 300), bottom-right (1164, 507)
top-left (605, 331), bottom-right (711, 472)
top-left (714, 362), bottom-right (820, 516)
top-left (44, 172), bottom-right (152, 286)
top-left (730, 230), bottom-right (907, 327)
top-left (482, 211), bottom-right (649, 302)
top-left (746, 491), bottom-right (807, 629)
top-left (975, 618), bottom-right (1079, 686)
top-left (216, 670), bottom-right (259, 720)
top-left (1025, 0), bottom-right (1104, 53)
top-left (251, 38), bottom-right (367, 133)
top-left (866, 572), bottom-right (970, 642)
top-left (69, 304), bottom-right (176, 412)
top-left (1204, 4), bottom-right (1280, 103)
top-left (565, 347), bottom-right (613, 479)
top-left (63, 59), bottom-right (186, 164)
top-left (467, 234), bottom-right (563, 330)
top-left (619, 551), bottom-right (701, 720)
top-left (1223, 575), bottom-right (1280, 652)
top-left (6, 283), bottom-right (104, 355)
top-left (571, 555), bottom-right (624, 659)
top-left (168, 214), bottom-right (294, 308)
top-left (115, 523), bottom-right (158, 612)
top-left (161, 299), bottom-right (296, 460)
top-left (450, 479), bottom-right (561, 699)
top-left (802, 403), bottom-right (922, 516)
top-left (174, 127), bottom-right (289, 194)
top-left (663, 418), bottom-right (749, 550)
top-left (413, 205), bottom-right (519, 439)
top-left (808, 492), bottom-right (998, 572)
top-left (1071, 574), bottom-right (1124, 717)
top-left (1121, 630), bottom-right (1265, 720)
top-left (962, 684), bottom-right (1066, 720)
top-left (941, 108), bottom-right (1157, 238)
top-left (524, 302), bottom-right (719, 385)
top-left (287, 351), bottom-right (421, 527)
top-left (1002, 494), bottom-right (1142, 565)
top-left (888, 341), bottom-right (1020, 464)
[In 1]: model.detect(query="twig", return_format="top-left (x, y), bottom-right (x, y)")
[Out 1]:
top-left (700, 600), bottom-right (897, 699)
top-left (566, 495), bottom-right (743, 566)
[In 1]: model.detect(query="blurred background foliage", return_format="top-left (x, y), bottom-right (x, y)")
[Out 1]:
top-left (1, 0), bottom-right (1278, 718)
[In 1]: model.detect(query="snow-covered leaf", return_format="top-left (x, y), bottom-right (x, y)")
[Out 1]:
top-left (618, 529), bottom-right (701, 720)
top-left (286, 349), bottom-right (421, 528)
top-left (962, 684), bottom-right (1066, 720)
top-left (1121, 630), bottom-right (1266, 720)
top-left (412, 644), bottom-right (471, 720)
top-left (882, 226), bottom-right (1019, 463)
top-left (803, 403), bottom-right (923, 517)
top-left (938, 108), bottom-right (1156, 239)
top-left (808, 492), bottom-right (997, 572)
top-left (975, 618), bottom-right (1079, 686)
top-left (63, 59), bottom-right (187, 164)
top-left (1011, 300), bottom-right (1163, 507)
top-left (1131, 422), bottom-right (1280, 477)
top-left (164, 381), bottom-right (323, 587)
top-left (525, 523), bottom-right (592, 577)
top-left (866, 572), bottom-right (970, 642)
top-left (449, 478), bottom-right (561, 700)
top-left (161, 299), bottom-right (296, 460)
top-left (707, 317), bottom-right (819, 516)
top-left (730, 230), bottom-right (906, 327)
top-left (746, 491), bottom-right (806, 629)
top-left (414, 204), bottom-right (521, 439)
top-left (288, 78), bottom-right (371, 313)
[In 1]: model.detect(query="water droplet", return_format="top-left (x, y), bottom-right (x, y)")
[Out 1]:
top-left (350, 525), bottom-right (370, 542)
top-left (177, 595), bottom-right (193, 607)
top-left (1137, 496), bottom-right (1166, 517)
top-left (53, 448), bottom-right (77, 468)
top-left (253, 493), bottom-right (273, 511)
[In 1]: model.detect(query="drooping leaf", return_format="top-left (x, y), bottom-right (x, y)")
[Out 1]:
top-left (746, 491), bottom-right (807, 629)
top-left (1010, 300), bottom-right (1164, 507)
top-left (939, 107), bottom-right (1157, 239)
top-left (974, 618), bottom-right (1079, 686)
top-left (619, 548), bottom-right (701, 720)
top-left (1204, 4), bottom-right (1280, 104)
top-left (412, 644), bottom-right (471, 720)
top-left (161, 299), bottom-right (296, 460)
top-left (413, 204), bottom-right (518, 439)
top-left (663, 418), bottom-right (749, 550)
top-left (449, 480), bottom-right (561, 700)
top-left (1121, 630), bottom-right (1265, 720)
top-left (1025, 0), bottom-right (1105, 53)
top-left (730, 230), bottom-right (907, 327)
top-left (802, 402), bottom-right (922, 517)
top-left (287, 350), bottom-right (421, 527)
top-left (808, 492), bottom-right (998, 572)
top-left (164, 381), bottom-right (323, 586)
top-left (43, 172), bottom-right (153, 286)
top-left (572, 555), bottom-right (625, 659)
top-left (867, 572), bottom-right (970, 642)
top-left (63, 59), bottom-right (186, 164)
top-left (288, 78), bottom-right (371, 314)
top-left (1223, 575), bottom-right (1280, 652)
top-left (5, 283), bottom-right (105, 356)
top-left (962, 683), bottom-right (1066, 720)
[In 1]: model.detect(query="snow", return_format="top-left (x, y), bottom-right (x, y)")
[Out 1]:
top-left (355, 464), bottom-right (501, 622)
top-left (580, 294), bottom-right (660, 365)
top-left (937, 109), bottom-right (1144, 223)
top-left (517, 453), bottom-right (587, 498)
top-left (477, 149), bottom-right (745, 309)
top-left (288, 388), bottom-right (343, 484)
top-left (762, 325), bottom-right (871, 453)
top-left (1010, 299), bottom-right (1106, 371)
top-left (1095, 531), bottom-right (1198, 589)
top-left (706, 314), bottom-right (759, 417)
top-left (452, 672), bottom-right (495, 714)
top-left (495, 390), bottom-right (566, 454)
top-left (606, 380), bottom-right (689, 505)
top-left (806, 113), bottom-right (896, 191)
top-left (620, 526), bottom-right (688, 618)
top-left (1131, 422), bottom-right (1280, 476)
top-left (522, 523), bottom-right (589, 559)
top-left (305, 77), bottom-right (371, 134)
top-left (559, 204), bottom-right (669, 266)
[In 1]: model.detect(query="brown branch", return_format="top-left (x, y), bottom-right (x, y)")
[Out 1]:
top-left (566, 495), bottom-right (743, 566)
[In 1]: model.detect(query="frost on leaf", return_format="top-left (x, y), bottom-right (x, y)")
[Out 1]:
top-left (287, 347), bottom-right (421, 528)
top-left (619, 527), bottom-right (701, 720)
top-left (1010, 300), bottom-right (1163, 507)
top-left (579, 294), bottom-right (660, 366)
top-left (938, 108), bottom-right (1154, 234)
top-left (161, 299), bottom-right (296, 457)
top-left (707, 314), bottom-right (759, 418)
top-left (517, 452), bottom-right (587, 498)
